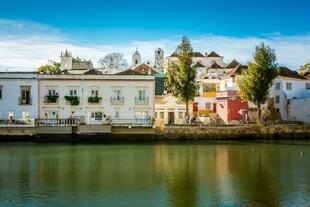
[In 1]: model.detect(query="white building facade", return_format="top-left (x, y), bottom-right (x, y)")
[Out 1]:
top-left (38, 73), bottom-right (155, 125)
top-left (0, 72), bottom-right (38, 122)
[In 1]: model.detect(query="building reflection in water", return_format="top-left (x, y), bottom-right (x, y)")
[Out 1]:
top-left (0, 142), bottom-right (309, 206)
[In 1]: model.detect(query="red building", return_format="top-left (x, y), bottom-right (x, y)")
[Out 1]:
top-left (216, 91), bottom-right (248, 124)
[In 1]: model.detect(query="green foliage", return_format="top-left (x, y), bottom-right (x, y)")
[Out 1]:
top-left (237, 42), bottom-right (278, 124)
top-left (45, 94), bottom-right (59, 103)
top-left (65, 96), bottom-right (80, 106)
top-left (37, 61), bottom-right (61, 74)
top-left (88, 96), bottom-right (102, 103)
top-left (166, 37), bottom-right (198, 116)
top-left (299, 61), bottom-right (310, 74)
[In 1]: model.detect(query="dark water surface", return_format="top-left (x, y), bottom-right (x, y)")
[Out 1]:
top-left (0, 141), bottom-right (309, 207)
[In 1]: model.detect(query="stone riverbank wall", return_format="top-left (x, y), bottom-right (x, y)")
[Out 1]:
top-left (162, 124), bottom-right (310, 140)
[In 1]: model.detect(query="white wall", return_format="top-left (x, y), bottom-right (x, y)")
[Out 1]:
top-left (39, 74), bottom-right (155, 123)
top-left (287, 98), bottom-right (310, 123)
top-left (0, 73), bottom-right (38, 121)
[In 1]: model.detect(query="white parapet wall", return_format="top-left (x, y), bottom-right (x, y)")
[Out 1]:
top-left (287, 98), bottom-right (310, 123)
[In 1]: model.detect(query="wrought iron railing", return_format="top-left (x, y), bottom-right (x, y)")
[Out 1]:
top-left (135, 97), bottom-right (149, 105)
top-left (19, 96), bottom-right (32, 105)
top-left (110, 97), bottom-right (124, 104)
top-left (111, 119), bottom-right (153, 126)
top-left (35, 118), bottom-right (80, 126)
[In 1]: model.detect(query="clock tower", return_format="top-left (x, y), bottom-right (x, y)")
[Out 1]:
top-left (155, 48), bottom-right (164, 70)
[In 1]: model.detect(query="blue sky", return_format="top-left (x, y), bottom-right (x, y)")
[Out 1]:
top-left (0, 0), bottom-right (310, 69)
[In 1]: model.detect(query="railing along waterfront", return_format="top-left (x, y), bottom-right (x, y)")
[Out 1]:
top-left (111, 119), bottom-right (153, 126)
top-left (35, 118), bottom-right (80, 127)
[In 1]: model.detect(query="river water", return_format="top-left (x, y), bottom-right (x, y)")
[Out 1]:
top-left (0, 141), bottom-right (309, 207)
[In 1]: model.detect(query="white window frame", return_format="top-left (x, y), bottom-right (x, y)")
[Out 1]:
top-left (275, 82), bottom-right (280, 90)
top-left (205, 102), bottom-right (212, 110)
top-left (275, 95), bottom-right (280, 104)
top-left (91, 90), bottom-right (99, 97)
top-left (70, 90), bottom-right (77, 96)
top-left (286, 82), bottom-right (292, 91)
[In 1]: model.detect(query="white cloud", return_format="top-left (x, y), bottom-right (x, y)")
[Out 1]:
top-left (0, 19), bottom-right (309, 71)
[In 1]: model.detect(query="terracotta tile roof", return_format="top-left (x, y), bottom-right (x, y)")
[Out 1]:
top-left (83, 69), bottom-right (103, 75)
top-left (230, 65), bottom-right (248, 77)
top-left (193, 61), bottom-right (205, 67)
top-left (192, 52), bottom-right (205, 57)
top-left (115, 69), bottom-right (144, 75)
top-left (302, 72), bottom-right (310, 80)
top-left (170, 52), bottom-right (205, 57)
top-left (206, 51), bottom-right (221, 57)
top-left (278, 67), bottom-right (305, 80)
top-left (208, 62), bottom-right (223, 69)
top-left (225, 59), bottom-right (240, 68)
top-left (133, 63), bottom-right (158, 75)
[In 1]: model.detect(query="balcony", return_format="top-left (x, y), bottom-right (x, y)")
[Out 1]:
top-left (202, 91), bottom-right (216, 98)
top-left (88, 96), bottom-right (102, 104)
top-left (44, 94), bottom-right (59, 104)
top-left (216, 91), bottom-right (239, 99)
top-left (64, 96), bottom-right (80, 106)
top-left (135, 97), bottom-right (149, 105)
top-left (19, 97), bottom-right (32, 105)
top-left (110, 96), bottom-right (124, 105)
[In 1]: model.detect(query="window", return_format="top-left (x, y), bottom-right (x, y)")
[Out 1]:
top-left (205, 102), bottom-right (212, 110)
top-left (306, 83), bottom-right (310, 89)
top-left (48, 89), bottom-right (56, 96)
top-left (178, 112), bottom-right (184, 119)
top-left (155, 112), bottom-right (158, 119)
top-left (8, 112), bottom-right (14, 120)
top-left (160, 112), bottom-right (164, 119)
top-left (91, 90), bottom-right (99, 97)
top-left (22, 111), bottom-right (30, 121)
top-left (0, 86), bottom-right (2, 99)
top-left (275, 82), bottom-right (280, 90)
top-left (275, 95), bottom-right (280, 104)
top-left (113, 90), bottom-right (121, 100)
top-left (20, 86), bottom-right (31, 105)
top-left (286, 82), bottom-right (292, 90)
top-left (70, 90), bottom-right (77, 96)
top-left (135, 111), bottom-right (149, 119)
top-left (115, 111), bottom-right (119, 119)
top-left (95, 112), bottom-right (102, 120)
top-left (138, 90), bottom-right (146, 100)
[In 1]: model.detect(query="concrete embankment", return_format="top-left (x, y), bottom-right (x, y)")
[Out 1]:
top-left (1, 124), bottom-right (310, 141)
top-left (162, 124), bottom-right (310, 140)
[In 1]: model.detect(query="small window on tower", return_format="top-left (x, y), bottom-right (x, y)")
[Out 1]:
top-left (135, 60), bottom-right (138, 64)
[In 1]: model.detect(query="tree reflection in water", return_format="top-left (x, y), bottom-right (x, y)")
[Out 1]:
top-left (0, 141), bottom-right (309, 206)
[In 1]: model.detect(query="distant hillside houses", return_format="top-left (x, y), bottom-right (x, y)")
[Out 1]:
top-left (0, 48), bottom-right (309, 127)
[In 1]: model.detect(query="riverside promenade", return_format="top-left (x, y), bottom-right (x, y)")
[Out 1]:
top-left (0, 119), bottom-right (310, 141)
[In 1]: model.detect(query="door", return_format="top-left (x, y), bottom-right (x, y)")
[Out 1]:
top-left (168, 112), bottom-right (175, 125)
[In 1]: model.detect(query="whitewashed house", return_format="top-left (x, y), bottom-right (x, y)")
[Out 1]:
top-left (0, 72), bottom-right (38, 123)
top-left (39, 69), bottom-right (155, 125)
top-left (269, 67), bottom-right (310, 123)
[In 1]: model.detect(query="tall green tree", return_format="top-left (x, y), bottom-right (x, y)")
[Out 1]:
top-left (166, 37), bottom-right (197, 122)
top-left (237, 43), bottom-right (278, 124)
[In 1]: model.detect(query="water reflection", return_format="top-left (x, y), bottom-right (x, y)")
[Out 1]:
top-left (0, 142), bottom-right (309, 206)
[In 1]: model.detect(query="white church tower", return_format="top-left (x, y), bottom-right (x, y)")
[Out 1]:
top-left (155, 48), bottom-right (164, 70)
top-left (132, 48), bottom-right (141, 68)
top-left (60, 49), bottom-right (73, 70)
